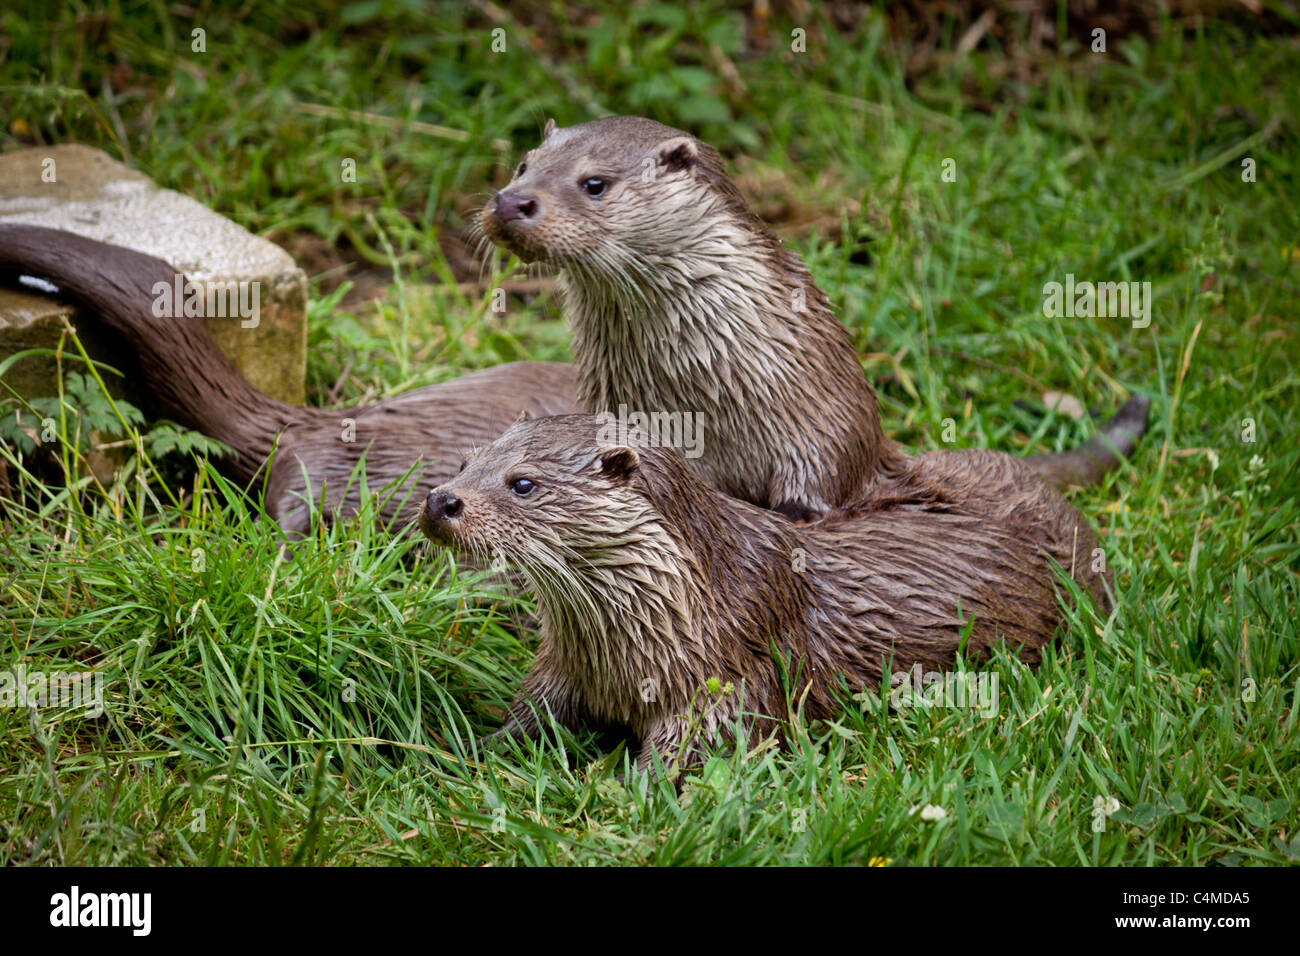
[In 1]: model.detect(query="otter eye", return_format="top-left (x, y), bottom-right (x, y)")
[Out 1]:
top-left (457, 460), bottom-right (467, 474)
top-left (581, 177), bottom-right (606, 197)
top-left (516, 162), bottom-right (527, 176)
top-left (510, 477), bottom-right (536, 497)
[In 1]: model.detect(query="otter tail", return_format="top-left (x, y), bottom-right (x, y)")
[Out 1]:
top-left (0, 223), bottom-right (302, 484)
top-left (1023, 394), bottom-right (1150, 489)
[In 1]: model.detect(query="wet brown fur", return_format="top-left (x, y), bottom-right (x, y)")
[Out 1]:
top-left (481, 116), bottom-right (1147, 518)
top-left (0, 223), bottom-right (578, 534)
top-left (420, 414), bottom-right (1109, 775)
top-left (2, 122), bottom-right (1144, 535)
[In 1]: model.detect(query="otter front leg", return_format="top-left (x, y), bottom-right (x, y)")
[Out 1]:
top-left (633, 718), bottom-right (701, 779)
top-left (492, 666), bottom-right (582, 744)
top-left (632, 699), bottom-right (751, 782)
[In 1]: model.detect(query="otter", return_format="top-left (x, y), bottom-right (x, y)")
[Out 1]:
top-left (481, 116), bottom-right (1147, 519)
top-left (0, 223), bottom-right (578, 534)
top-left (3, 119), bottom-right (1143, 534)
top-left (419, 414), bottom-right (1111, 776)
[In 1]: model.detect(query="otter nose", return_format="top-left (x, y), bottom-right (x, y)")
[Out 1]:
top-left (424, 490), bottom-right (463, 522)
top-left (494, 191), bottom-right (538, 223)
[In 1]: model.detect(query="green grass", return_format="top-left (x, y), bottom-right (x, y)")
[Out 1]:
top-left (1, 1), bottom-right (1297, 865)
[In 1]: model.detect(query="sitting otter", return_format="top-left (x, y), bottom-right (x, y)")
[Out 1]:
top-left (481, 116), bottom-right (1147, 519)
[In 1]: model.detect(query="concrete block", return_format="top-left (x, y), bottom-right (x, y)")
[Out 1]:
top-left (0, 144), bottom-right (306, 405)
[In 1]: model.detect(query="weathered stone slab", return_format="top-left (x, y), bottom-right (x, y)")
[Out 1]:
top-left (0, 284), bottom-right (81, 400)
top-left (0, 143), bottom-right (306, 405)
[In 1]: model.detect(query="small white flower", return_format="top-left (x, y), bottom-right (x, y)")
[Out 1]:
top-left (1092, 795), bottom-right (1121, 816)
top-left (919, 804), bottom-right (947, 822)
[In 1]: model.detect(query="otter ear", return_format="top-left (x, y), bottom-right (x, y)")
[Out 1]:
top-left (543, 118), bottom-right (558, 140)
top-left (513, 409), bottom-right (532, 425)
top-left (598, 446), bottom-right (640, 481)
top-left (656, 136), bottom-right (698, 173)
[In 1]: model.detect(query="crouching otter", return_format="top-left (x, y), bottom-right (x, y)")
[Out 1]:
top-left (419, 414), bottom-right (1109, 777)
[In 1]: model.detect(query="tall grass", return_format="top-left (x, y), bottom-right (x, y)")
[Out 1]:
top-left (1, 2), bottom-right (1296, 864)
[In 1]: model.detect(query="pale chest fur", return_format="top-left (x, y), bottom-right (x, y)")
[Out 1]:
top-left (561, 263), bottom-right (831, 510)
top-left (531, 531), bottom-right (729, 736)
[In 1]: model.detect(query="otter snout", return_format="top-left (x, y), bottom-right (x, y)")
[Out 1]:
top-left (482, 190), bottom-right (545, 262)
top-left (418, 488), bottom-right (463, 541)
top-left (493, 191), bottom-right (538, 223)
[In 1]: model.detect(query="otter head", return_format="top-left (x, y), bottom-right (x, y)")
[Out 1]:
top-left (480, 116), bottom-right (759, 282)
top-left (418, 414), bottom-right (684, 588)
